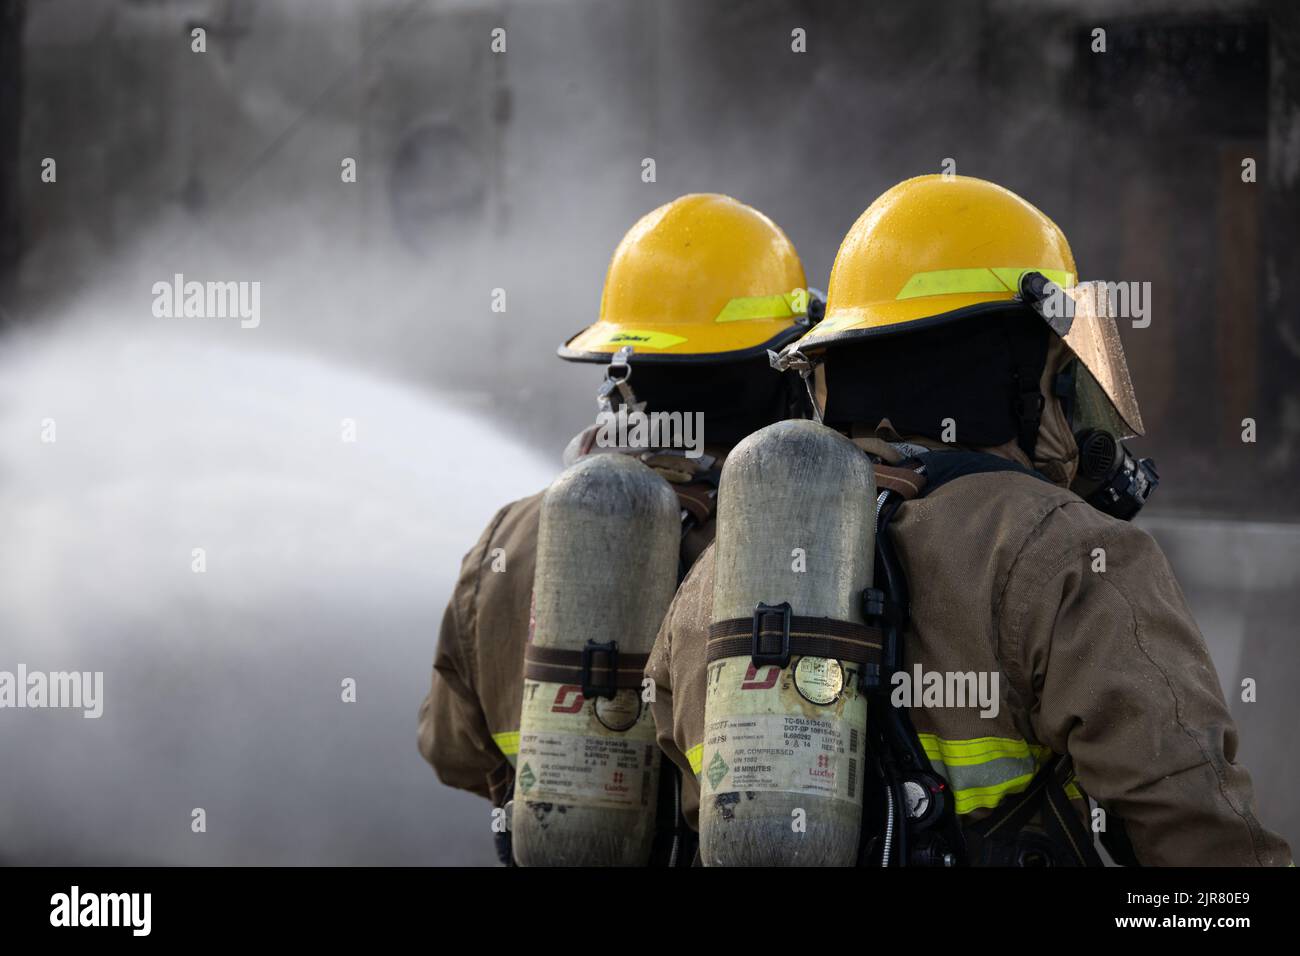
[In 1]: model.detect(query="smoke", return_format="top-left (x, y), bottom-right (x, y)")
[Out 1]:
top-left (0, 317), bottom-right (554, 864)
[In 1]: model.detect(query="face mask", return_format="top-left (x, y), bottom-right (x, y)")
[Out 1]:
top-left (1070, 428), bottom-right (1160, 521)
top-left (1061, 362), bottom-right (1159, 520)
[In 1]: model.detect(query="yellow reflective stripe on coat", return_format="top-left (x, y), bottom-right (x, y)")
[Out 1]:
top-left (713, 291), bottom-right (802, 323)
top-left (685, 742), bottom-right (704, 775)
top-left (492, 730), bottom-right (519, 758)
top-left (918, 734), bottom-right (1054, 815)
top-left (690, 733), bottom-right (1084, 809)
top-left (895, 267), bottom-right (1074, 301)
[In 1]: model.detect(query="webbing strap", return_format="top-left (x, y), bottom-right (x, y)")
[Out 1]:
top-left (862, 450), bottom-right (1096, 866)
top-left (873, 462), bottom-right (928, 500)
top-left (912, 449), bottom-right (1049, 489)
top-left (522, 645), bottom-right (649, 690)
top-left (674, 480), bottom-right (718, 526)
top-left (964, 754), bottom-right (1103, 867)
top-left (486, 760), bottom-right (514, 807)
top-left (706, 616), bottom-right (883, 666)
top-left (871, 452), bottom-right (1049, 503)
top-left (1002, 319), bottom-right (1047, 460)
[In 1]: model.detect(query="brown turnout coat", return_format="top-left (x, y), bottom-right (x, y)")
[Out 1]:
top-left (418, 451), bottom-right (719, 807)
top-left (647, 348), bottom-right (1291, 866)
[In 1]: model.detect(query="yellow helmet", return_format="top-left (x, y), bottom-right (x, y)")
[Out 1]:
top-left (790, 174), bottom-right (1142, 437)
top-left (559, 193), bottom-right (813, 363)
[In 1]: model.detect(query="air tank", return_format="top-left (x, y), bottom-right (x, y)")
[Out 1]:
top-left (700, 420), bottom-right (875, 866)
top-left (512, 453), bottom-right (679, 865)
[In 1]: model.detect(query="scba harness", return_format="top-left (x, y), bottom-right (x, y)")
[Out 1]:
top-left (859, 449), bottom-right (1109, 868)
top-left (700, 433), bottom-right (1115, 868)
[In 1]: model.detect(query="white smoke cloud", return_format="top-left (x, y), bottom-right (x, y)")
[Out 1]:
top-left (0, 323), bottom-right (554, 864)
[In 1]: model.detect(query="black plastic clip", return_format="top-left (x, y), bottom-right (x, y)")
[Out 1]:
top-left (581, 639), bottom-right (619, 700)
top-left (859, 588), bottom-right (888, 691)
top-left (861, 587), bottom-right (886, 623)
top-left (1014, 389), bottom-right (1046, 422)
top-left (751, 602), bottom-right (792, 669)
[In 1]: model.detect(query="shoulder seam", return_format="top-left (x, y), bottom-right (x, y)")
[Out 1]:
top-left (991, 496), bottom-right (1079, 686)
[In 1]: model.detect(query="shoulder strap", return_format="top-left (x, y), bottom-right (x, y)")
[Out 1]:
top-left (665, 462), bottom-right (721, 582)
top-left (964, 754), bottom-right (1105, 867)
top-left (673, 478), bottom-right (719, 528)
top-left (869, 450), bottom-right (1049, 505)
top-left (912, 449), bottom-right (1049, 494)
top-left (863, 449), bottom-right (1100, 867)
top-left (872, 462), bottom-right (928, 499)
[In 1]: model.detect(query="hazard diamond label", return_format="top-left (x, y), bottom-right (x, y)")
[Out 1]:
top-left (706, 750), bottom-right (729, 791)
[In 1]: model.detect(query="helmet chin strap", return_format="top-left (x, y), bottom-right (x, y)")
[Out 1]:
top-left (596, 345), bottom-right (646, 414)
top-left (769, 348), bottom-right (823, 423)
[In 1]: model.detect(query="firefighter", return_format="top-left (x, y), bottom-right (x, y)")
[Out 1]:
top-left (648, 175), bottom-right (1292, 866)
top-left (418, 193), bottom-right (819, 864)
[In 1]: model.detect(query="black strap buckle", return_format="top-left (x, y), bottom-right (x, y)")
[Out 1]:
top-left (581, 639), bottom-right (619, 700)
top-left (859, 588), bottom-right (888, 691)
top-left (1013, 388), bottom-right (1045, 457)
top-left (861, 587), bottom-right (886, 622)
top-left (751, 602), bottom-right (792, 669)
top-left (1014, 389), bottom-right (1045, 422)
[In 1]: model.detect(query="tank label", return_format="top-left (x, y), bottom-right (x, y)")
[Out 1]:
top-left (794, 657), bottom-right (844, 705)
top-left (517, 681), bottom-right (658, 809)
top-left (703, 656), bottom-right (866, 805)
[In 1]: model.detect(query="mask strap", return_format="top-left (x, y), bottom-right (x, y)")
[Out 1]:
top-left (769, 348), bottom-right (823, 423)
top-left (596, 346), bottom-right (645, 414)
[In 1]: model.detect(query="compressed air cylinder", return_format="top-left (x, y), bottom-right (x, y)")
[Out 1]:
top-left (700, 420), bottom-right (876, 866)
top-left (512, 453), bottom-right (680, 866)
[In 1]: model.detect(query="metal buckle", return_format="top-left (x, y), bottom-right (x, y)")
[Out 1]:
top-left (751, 602), bottom-right (792, 669)
top-left (581, 639), bottom-right (619, 700)
top-left (606, 345), bottom-right (633, 381)
top-left (596, 346), bottom-right (644, 416)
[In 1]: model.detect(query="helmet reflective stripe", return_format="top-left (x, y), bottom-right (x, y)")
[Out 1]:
top-left (787, 175), bottom-right (1143, 440)
top-left (896, 267), bottom-right (1075, 300)
top-left (918, 734), bottom-right (1082, 814)
top-left (558, 193), bottom-right (809, 362)
top-left (791, 176), bottom-right (1078, 352)
top-left (713, 292), bottom-right (804, 324)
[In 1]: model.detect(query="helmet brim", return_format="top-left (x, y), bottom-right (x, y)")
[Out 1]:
top-left (788, 289), bottom-right (1145, 439)
top-left (557, 320), bottom-right (808, 364)
top-left (790, 295), bottom-right (1017, 352)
